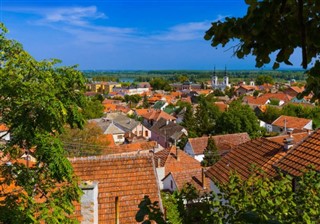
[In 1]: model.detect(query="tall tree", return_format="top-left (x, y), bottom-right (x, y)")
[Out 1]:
top-left (195, 96), bottom-right (221, 136)
top-left (204, 0), bottom-right (320, 101)
top-left (0, 24), bottom-right (86, 222)
top-left (201, 136), bottom-right (220, 167)
top-left (216, 100), bottom-right (262, 138)
top-left (181, 105), bottom-right (197, 137)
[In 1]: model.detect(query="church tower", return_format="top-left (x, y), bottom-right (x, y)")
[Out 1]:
top-left (223, 66), bottom-right (229, 86)
top-left (211, 67), bottom-right (218, 87)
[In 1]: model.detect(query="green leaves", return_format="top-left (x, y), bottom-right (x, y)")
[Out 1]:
top-left (0, 24), bottom-right (86, 223)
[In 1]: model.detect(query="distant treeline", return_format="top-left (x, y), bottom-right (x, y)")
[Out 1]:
top-left (82, 70), bottom-right (306, 83)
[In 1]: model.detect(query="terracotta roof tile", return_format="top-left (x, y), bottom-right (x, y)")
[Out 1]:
top-left (267, 132), bottom-right (310, 146)
top-left (154, 146), bottom-right (201, 175)
top-left (272, 115), bottom-right (312, 130)
top-left (103, 141), bottom-right (157, 154)
top-left (142, 110), bottom-right (176, 121)
top-left (0, 124), bottom-right (8, 132)
top-left (170, 168), bottom-right (211, 193)
top-left (214, 101), bottom-right (229, 112)
top-left (205, 138), bottom-right (285, 184)
top-left (70, 153), bottom-right (162, 223)
top-left (274, 129), bottom-right (320, 176)
top-left (188, 133), bottom-right (250, 155)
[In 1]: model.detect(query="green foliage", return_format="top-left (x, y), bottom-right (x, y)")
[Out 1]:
top-left (257, 105), bottom-right (282, 124)
top-left (255, 75), bottom-right (275, 85)
top-left (259, 103), bottom-right (320, 128)
top-left (216, 100), bottom-right (262, 138)
top-left (204, 0), bottom-right (320, 100)
top-left (142, 94), bottom-right (150, 108)
top-left (0, 23), bottom-right (85, 222)
top-left (149, 77), bottom-right (172, 91)
top-left (162, 183), bottom-right (211, 224)
top-left (82, 98), bottom-right (104, 119)
top-left (201, 136), bottom-right (220, 167)
top-left (181, 105), bottom-right (197, 137)
top-left (135, 195), bottom-right (166, 224)
top-left (195, 96), bottom-right (221, 136)
top-left (269, 98), bottom-right (280, 106)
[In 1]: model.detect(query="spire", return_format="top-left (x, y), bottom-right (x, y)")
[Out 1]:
top-left (224, 65), bottom-right (227, 76)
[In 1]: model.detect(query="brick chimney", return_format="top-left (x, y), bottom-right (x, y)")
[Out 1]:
top-left (176, 146), bottom-right (180, 161)
top-left (201, 168), bottom-right (206, 189)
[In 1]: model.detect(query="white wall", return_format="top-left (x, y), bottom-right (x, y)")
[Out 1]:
top-left (183, 142), bottom-right (195, 157)
top-left (156, 167), bottom-right (165, 190)
top-left (304, 121), bottom-right (313, 130)
top-left (162, 174), bottom-right (177, 192)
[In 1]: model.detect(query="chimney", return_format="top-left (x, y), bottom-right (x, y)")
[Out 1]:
top-left (80, 181), bottom-right (98, 224)
top-left (201, 168), bottom-right (206, 189)
top-left (157, 158), bottom-right (161, 167)
top-left (283, 137), bottom-right (294, 151)
top-left (176, 146), bottom-right (180, 161)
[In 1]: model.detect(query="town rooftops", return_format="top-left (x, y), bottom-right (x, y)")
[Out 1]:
top-left (205, 138), bottom-right (285, 184)
top-left (154, 146), bottom-right (201, 175)
top-left (272, 115), bottom-right (312, 130)
top-left (187, 133), bottom-right (250, 155)
top-left (142, 109), bottom-right (176, 122)
top-left (70, 153), bottom-right (162, 223)
top-left (274, 129), bottom-right (320, 176)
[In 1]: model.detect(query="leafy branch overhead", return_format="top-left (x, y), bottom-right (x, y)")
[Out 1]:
top-left (204, 1), bottom-right (320, 100)
top-left (0, 23), bottom-right (87, 223)
top-left (205, 0), bottom-right (317, 69)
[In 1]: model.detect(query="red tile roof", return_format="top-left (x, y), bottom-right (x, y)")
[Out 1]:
top-left (267, 132), bottom-right (310, 146)
top-left (205, 138), bottom-right (285, 183)
top-left (142, 110), bottom-right (176, 122)
top-left (169, 168), bottom-right (211, 193)
top-left (272, 115), bottom-right (312, 130)
top-left (214, 101), bottom-right (229, 112)
top-left (0, 124), bottom-right (8, 132)
top-left (154, 146), bottom-right (201, 175)
top-left (70, 153), bottom-right (162, 223)
top-left (188, 133), bottom-right (250, 155)
top-left (104, 141), bottom-right (157, 154)
top-left (274, 129), bottom-right (320, 176)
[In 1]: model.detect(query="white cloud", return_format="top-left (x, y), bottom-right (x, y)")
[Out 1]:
top-left (40, 6), bottom-right (106, 26)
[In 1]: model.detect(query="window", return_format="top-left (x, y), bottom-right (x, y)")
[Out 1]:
top-left (170, 180), bottom-right (173, 189)
top-left (145, 131), bottom-right (148, 137)
top-left (117, 135), bottom-right (123, 139)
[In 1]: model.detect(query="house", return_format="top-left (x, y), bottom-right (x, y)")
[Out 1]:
top-left (70, 153), bottom-right (163, 223)
top-left (184, 133), bottom-right (250, 162)
top-left (154, 146), bottom-right (203, 189)
top-left (283, 86), bottom-right (304, 97)
top-left (153, 100), bottom-right (168, 111)
top-left (271, 115), bottom-right (313, 133)
top-left (214, 101), bottom-right (229, 112)
top-left (243, 92), bottom-right (292, 107)
top-left (274, 128), bottom-right (320, 177)
top-left (235, 85), bottom-right (259, 96)
top-left (162, 168), bottom-right (210, 193)
top-left (150, 118), bottom-right (187, 148)
top-left (205, 138), bottom-right (286, 193)
top-left (90, 113), bottom-right (151, 142)
top-left (141, 109), bottom-right (176, 127)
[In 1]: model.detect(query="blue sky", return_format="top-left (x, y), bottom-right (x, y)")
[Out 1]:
top-left (1, 1), bottom-right (300, 70)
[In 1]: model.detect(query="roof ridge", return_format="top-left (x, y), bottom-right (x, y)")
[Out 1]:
top-left (68, 152), bottom-right (153, 162)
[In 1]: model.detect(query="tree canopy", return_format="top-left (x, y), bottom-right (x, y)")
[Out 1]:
top-left (204, 0), bottom-right (320, 101)
top-left (0, 23), bottom-right (86, 223)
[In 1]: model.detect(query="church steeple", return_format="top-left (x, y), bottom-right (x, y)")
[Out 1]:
top-left (223, 66), bottom-right (229, 86)
top-left (212, 66), bottom-right (218, 86)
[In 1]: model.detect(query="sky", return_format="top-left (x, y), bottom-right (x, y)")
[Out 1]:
top-left (0, 0), bottom-right (301, 70)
